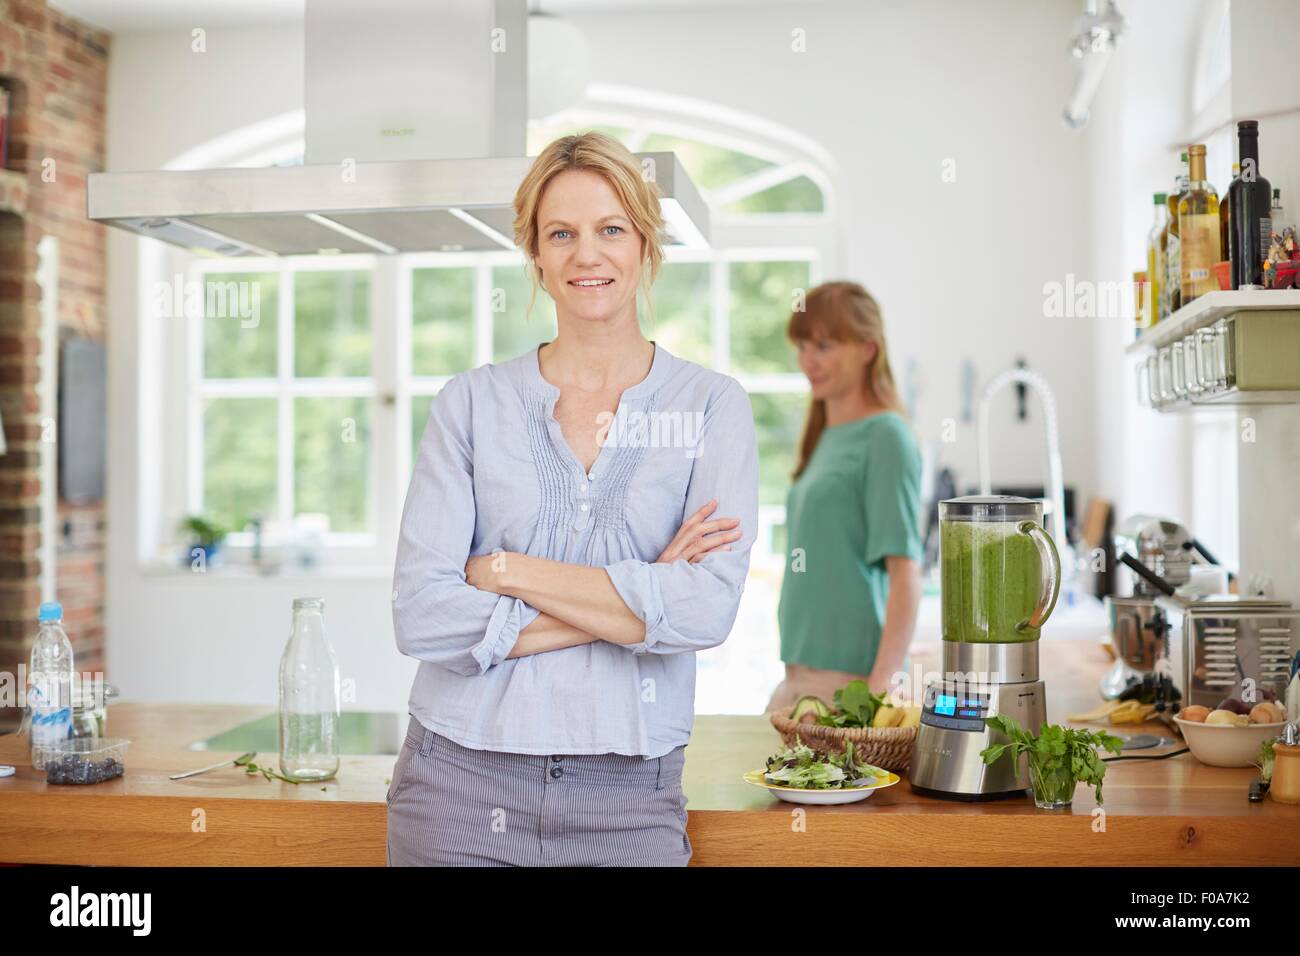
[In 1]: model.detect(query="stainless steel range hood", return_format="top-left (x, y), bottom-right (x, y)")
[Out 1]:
top-left (86, 0), bottom-right (710, 256)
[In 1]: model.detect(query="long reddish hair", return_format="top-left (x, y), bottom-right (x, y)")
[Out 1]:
top-left (789, 281), bottom-right (905, 479)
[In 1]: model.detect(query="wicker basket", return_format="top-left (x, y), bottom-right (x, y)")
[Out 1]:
top-left (769, 708), bottom-right (918, 773)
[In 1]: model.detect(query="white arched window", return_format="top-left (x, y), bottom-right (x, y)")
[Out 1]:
top-left (164, 93), bottom-right (838, 576)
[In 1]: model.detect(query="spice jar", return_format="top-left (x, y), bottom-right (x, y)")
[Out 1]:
top-left (1272, 742), bottom-right (1300, 805)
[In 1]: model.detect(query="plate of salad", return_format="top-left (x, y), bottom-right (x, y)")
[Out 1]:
top-left (744, 739), bottom-right (900, 805)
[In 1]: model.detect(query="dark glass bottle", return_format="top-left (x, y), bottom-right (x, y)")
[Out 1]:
top-left (1221, 162), bottom-right (1238, 287)
top-left (1230, 120), bottom-right (1272, 288)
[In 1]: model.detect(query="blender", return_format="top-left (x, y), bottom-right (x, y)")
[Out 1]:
top-left (909, 496), bottom-right (1062, 800)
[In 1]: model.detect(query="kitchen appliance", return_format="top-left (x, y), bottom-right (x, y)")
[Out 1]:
top-left (1159, 595), bottom-right (1299, 710)
top-left (909, 496), bottom-right (1062, 801)
top-left (85, 0), bottom-right (711, 256)
top-left (1100, 515), bottom-right (1203, 699)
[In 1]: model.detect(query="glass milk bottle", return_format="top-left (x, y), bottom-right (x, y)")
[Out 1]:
top-left (278, 598), bottom-right (340, 782)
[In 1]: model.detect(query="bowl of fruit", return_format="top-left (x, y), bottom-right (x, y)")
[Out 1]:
top-left (769, 680), bottom-right (921, 773)
top-left (1173, 696), bottom-right (1287, 768)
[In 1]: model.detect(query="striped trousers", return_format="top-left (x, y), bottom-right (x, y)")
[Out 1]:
top-left (386, 714), bottom-right (692, 866)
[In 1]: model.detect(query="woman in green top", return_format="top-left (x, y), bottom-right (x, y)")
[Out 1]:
top-left (765, 281), bottom-right (923, 711)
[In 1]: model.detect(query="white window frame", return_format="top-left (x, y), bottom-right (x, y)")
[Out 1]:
top-left (156, 108), bottom-right (838, 575)
top-left (183, 253), bottom-right (392, 566)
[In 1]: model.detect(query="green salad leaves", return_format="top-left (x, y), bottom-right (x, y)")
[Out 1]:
top-left (764, 739), bottom-right (891, 790)
top-left (815, 680), bottom-right (886, 728)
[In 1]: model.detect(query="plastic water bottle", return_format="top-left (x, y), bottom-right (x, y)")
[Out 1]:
top-left (278, 598), bottom-right (340, 782)
top-left (29, 601), bottom-right (74, 771)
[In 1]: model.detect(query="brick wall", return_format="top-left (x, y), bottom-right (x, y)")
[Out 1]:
top-left (0, 0), bottom-right (109, 727)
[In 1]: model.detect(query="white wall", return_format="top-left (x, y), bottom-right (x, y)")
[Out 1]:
top-left (1086, 0), bottom-right (1300, 606)
top-left (1228, 0), bottom-right (1300, 604)
top-left (1086, 0), bottom-right (1206, 528)
top-left (105, 2), bottom-right (1103, 713)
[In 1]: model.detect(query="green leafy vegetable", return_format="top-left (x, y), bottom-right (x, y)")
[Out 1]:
top-left (1258, 739), bottom-right (1276, 783)
top-left (763, 738), bottom-right (890, 790)
top-left (816, 680), bottom-right (885, 728)
top-left (979, 714), bottom-right (1123, 805)
top-left (233, 753), bottom-right (301, 784)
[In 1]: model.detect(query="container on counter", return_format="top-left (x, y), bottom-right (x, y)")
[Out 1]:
top-left (44, 737), bottom-right (130, 785)
top-left (28, 602), bottom-right (73, 771)
top-left (278, 597), bottom-right (341, 783)
top-left (1270, 741), bottom-right (1300, 805)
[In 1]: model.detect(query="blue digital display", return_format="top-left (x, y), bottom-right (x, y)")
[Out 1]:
top-left (935, 694), bottom-right (957, 716)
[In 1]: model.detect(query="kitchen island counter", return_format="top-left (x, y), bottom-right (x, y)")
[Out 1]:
top-left (1, 639), bottom-right (1296, 866)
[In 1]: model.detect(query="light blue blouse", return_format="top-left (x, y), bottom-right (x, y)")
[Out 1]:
top-left (391, 342), bottom-right (759, 758)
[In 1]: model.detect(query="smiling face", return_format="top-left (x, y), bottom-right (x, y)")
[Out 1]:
top-left (794, 332), bottom-right (877, 402)
top-left (534, 168), bottom-right (645, 327)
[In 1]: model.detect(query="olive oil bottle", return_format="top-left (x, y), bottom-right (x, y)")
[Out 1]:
top-left (1179, 144), bottom-right (1220, 305)
top-left (1145, 193), bottom-right (1167, 329)
top-left (1165, 153), bottom-right (1188, 315)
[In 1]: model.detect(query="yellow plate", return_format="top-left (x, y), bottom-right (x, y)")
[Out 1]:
top-left (743, 768), bottom-right (901, 805)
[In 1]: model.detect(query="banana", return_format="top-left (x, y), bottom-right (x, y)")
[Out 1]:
top-left (871, 706), bottom-right (901, 728)
top-left (1067, 700), bottom-right (1125, 722)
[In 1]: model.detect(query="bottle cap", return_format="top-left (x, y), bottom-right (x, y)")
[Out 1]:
top-left (1154, 193), bottom-right (1167, 203)
top-left (38, 601), bottom-right (62, 622)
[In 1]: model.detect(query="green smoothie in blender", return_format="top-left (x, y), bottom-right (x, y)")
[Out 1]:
top-left (939, 497), bottom-right (1061, 643)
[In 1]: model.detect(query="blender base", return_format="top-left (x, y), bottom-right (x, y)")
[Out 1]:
top-left (908, 643), bottom-right (1047, 801)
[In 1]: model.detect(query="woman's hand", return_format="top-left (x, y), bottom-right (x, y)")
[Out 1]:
top-left (656, 499), bottom-right (742, 564)
top-left (465, 551), bottom-right (512, 594)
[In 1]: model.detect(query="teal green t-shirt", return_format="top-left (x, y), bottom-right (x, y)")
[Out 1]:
top-left (777, 411), bottom-right (924, 674)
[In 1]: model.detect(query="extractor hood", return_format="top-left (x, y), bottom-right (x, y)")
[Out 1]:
top-left (86, 0), bottom-right (710, 256)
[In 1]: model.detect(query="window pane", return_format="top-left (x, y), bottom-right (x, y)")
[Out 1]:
top-left (294, 397), bottom-right (372, 533)
top-left (723, 175), bottom-right (825, 214)
top-left (411, 267), bottom-right (473, 375)
top-left (410, 392), bottom-right (439, 466)
top-left (202, 272), bottom-right (278, 379)
top-left (640, 262), bottom-right (711, 365)
top-left (201, 397), bottom-right (277, 531)
top-left (749, 391), bottom-right (809, 507)
top-left (729, 261), bottom-right (809, 374)
top-left (295, 270), bottom-right (372, 377)
top-left (639, 133), bottom-right (775, 191)
top-left (491, 263), bottom-right (556, 362)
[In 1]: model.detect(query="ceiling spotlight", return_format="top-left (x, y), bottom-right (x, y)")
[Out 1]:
top-left (1064, 0), bottom-right (1126, 129)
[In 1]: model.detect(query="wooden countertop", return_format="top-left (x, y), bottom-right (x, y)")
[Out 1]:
top-left (1, 639), bottom-right (1296, 866)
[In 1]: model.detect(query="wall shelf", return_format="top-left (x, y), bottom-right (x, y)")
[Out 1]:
top-left (1134, 301), bottom-right (1300, 410)
top-left (1127, 289), bottom-right (1300, 355)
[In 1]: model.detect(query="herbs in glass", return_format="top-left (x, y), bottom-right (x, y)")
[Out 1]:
top-left (979, 714), bottom-right (1123, 809)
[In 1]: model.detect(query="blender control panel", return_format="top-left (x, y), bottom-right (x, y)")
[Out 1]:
top-left (920, 685), bottom-right (991, 732)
